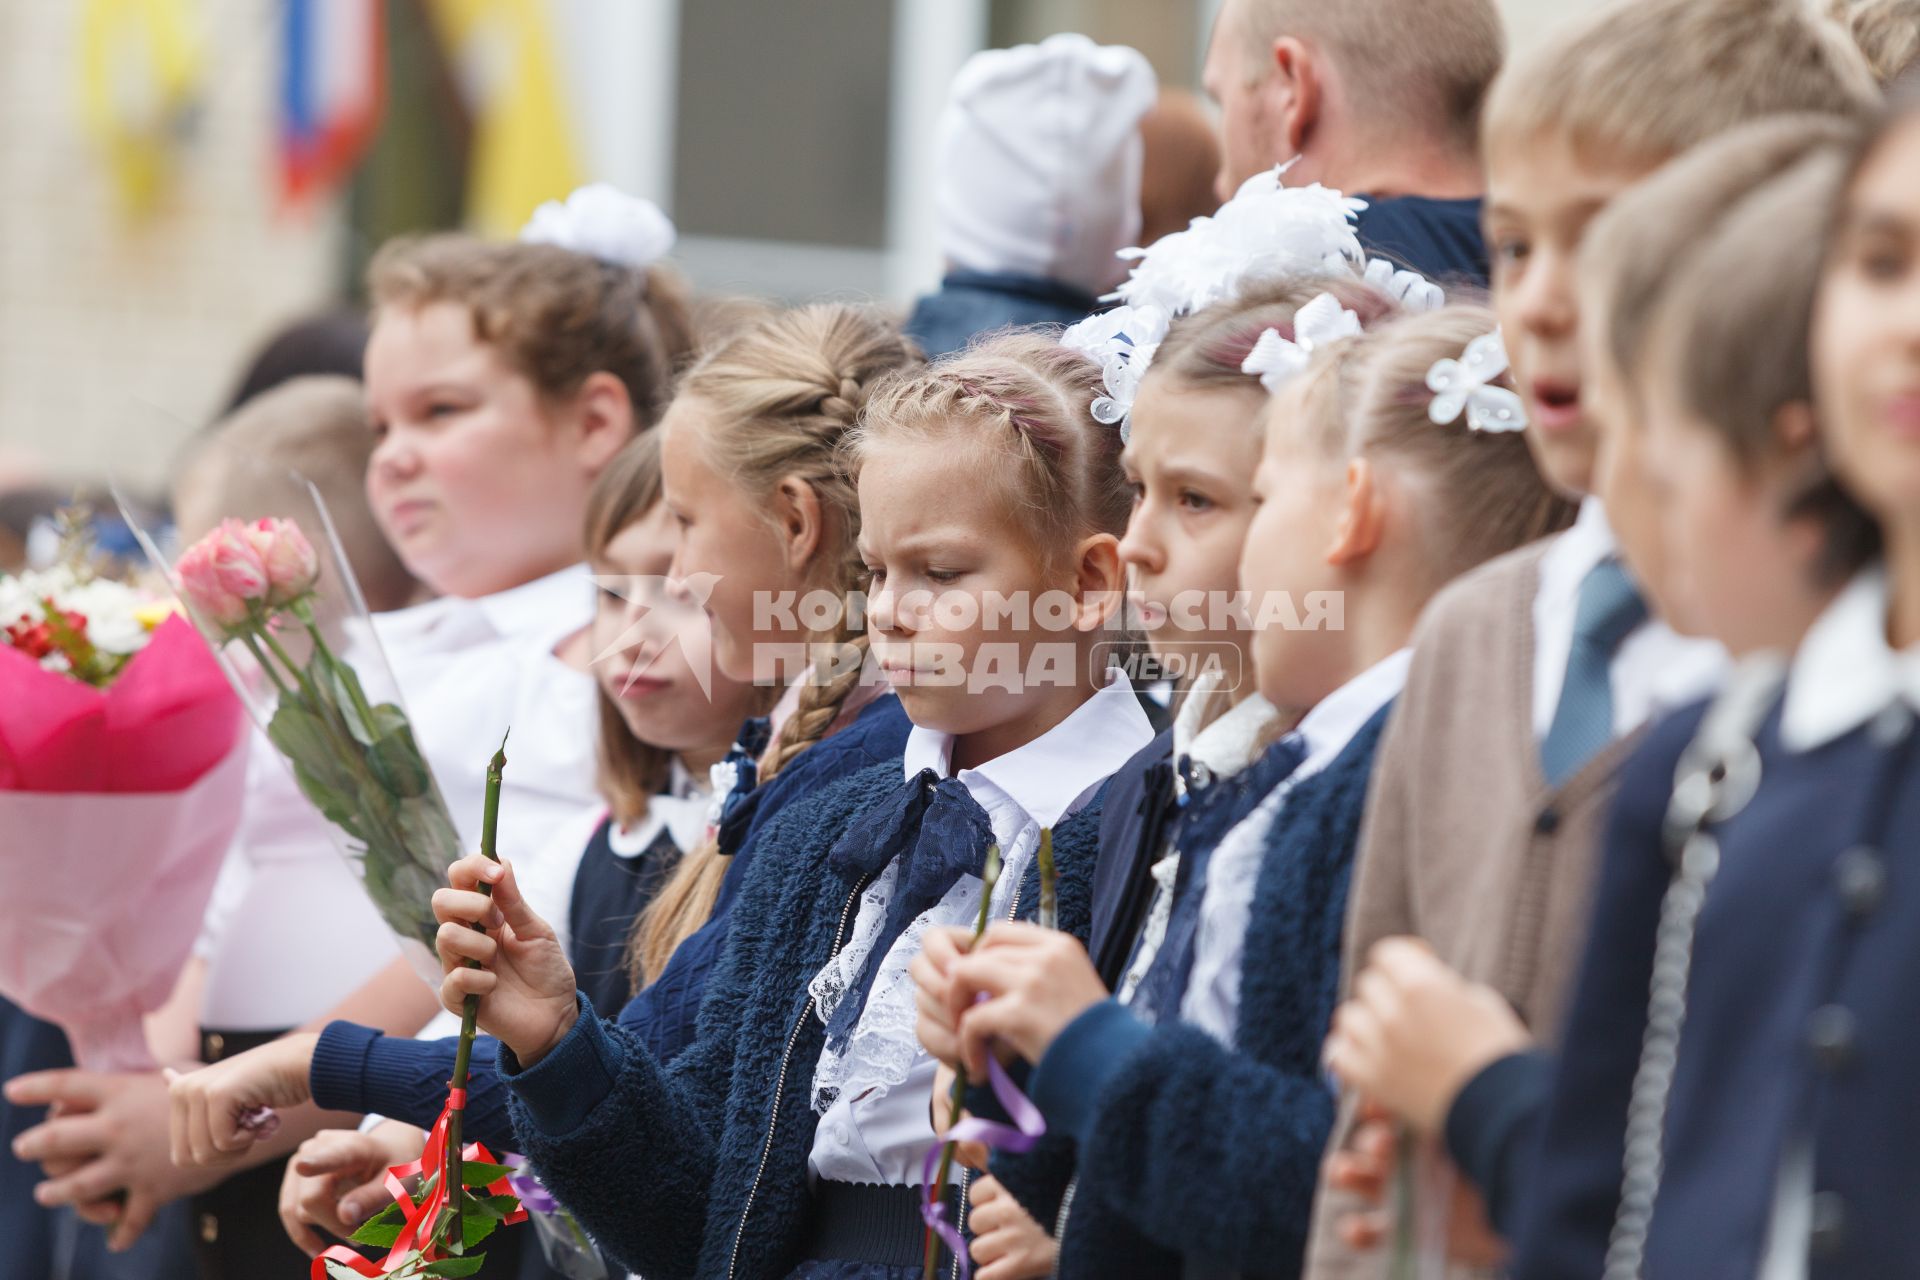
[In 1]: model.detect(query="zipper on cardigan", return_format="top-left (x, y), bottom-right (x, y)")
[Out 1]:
top-left (726, 871), bottom-right (874, 1280)
top-left (1050, 1175), bottom-right (1079, 1276)
top-left (947, 867), bottom-right (1030, 1280)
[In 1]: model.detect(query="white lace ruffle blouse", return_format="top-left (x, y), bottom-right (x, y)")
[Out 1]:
top-left (804, 672), bottom-right (1154, 1186)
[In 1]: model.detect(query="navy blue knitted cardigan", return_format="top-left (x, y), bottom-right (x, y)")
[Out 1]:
top-left (501, 760), bottom-right (1106, 1280)
top-left (306, 696), bottom-right (911, 1150)
top-left (1011, 705), bottom-right (1393, 1279)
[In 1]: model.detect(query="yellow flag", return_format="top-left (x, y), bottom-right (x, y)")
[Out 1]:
top-left (78, 0), bottom-right (205, 216)
top-left (425, 0), bottom-right (584, 237)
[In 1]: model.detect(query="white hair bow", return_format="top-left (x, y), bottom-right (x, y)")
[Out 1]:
top-left (521, 183), bottom-right (677, 278)
top-left (1239, 292), bottom-right (1362, 394)
top-left (1061, 303), bottom-right (1170, 441)
top-left (1427, 330), bottom-right (1527, 432)
top-left (1364, 258), bottom-right (1445, 312)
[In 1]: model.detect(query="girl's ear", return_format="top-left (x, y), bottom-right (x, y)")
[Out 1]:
top-left (1070, 533), bottom-right (1127, 633)
top-left (773, 474), bottom-right (825, 573)
top-left (569, 371), bottom-right (638, 472)
top-left (1326, 457), bottom-right (1385, 567)
top-left (1772, 399), bottom-right (1820, 455)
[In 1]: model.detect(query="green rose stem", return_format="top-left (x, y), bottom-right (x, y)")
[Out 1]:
top-left (291, 597), bottom-right (379, 728)
top-left (923, 843), bottom-right (1003, 1280)
top-left (239, 610), bottom-right (421, 918)
top-left (1390, 1124), bottom-right (1415, 1280)
top-left (234, 631), bottom-right (293, 698)
top-left (446, 731), bottom-right (508, 1249)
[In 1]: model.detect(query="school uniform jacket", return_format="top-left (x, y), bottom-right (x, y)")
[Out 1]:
top-left (1514, 612), bottom-right (1920, 1276)
top-left (499, 761), bottom-right (1108, 1280)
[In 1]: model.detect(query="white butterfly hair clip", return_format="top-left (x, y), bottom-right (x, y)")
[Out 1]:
top-left (1427, 329), bottom-right (1527, 432)
top-left (1239, 292), bottom-right (1362, 394)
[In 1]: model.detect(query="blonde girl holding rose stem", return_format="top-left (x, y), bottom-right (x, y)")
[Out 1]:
top-left (426, 335), bottom-right (1155, 1280)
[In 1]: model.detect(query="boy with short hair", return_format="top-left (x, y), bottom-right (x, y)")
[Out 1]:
top-left (1304, 1), bottom-right (1878, 1273)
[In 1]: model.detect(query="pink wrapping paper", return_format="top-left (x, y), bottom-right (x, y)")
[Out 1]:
top-left (0, 614), bottom-right (247, 1069)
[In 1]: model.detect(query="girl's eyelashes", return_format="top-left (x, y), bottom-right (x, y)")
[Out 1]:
top-left (862, 562), bottom-right (961, 586)
top-left (1853, 228), bottom-right (1912, 284)
top-left (1126, 480), bottom-right (1146, 505)
top-left (1489, 233), bottom-right (1529, 272)
top-left (1177, 488), bottom-right (1216, 514)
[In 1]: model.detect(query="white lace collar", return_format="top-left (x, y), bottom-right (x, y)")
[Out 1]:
top-left (1173, 669), bottom-right (1280, 782)
top-left (810, 672), bottom-right (1154, 1117)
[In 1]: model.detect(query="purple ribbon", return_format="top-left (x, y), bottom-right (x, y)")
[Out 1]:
top-left (919, 1053), bottom-right (1048, 1280)
top-left (236, 1105), bottom-right (281, 1140)
top-left (503, 1155), bottom-right (561, 1215)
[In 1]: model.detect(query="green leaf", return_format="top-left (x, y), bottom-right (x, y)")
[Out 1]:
top-left (457, 1206), bottom-right (502, 1250)
top-left (348, 1201), bottom-right (409, 1247)
top-left (458, 1162), bottom-right (512, 1188)
top-left (418, 1256), bottom-right (488, 1278)
top-left (396, 795), bottom-right (464, 866)
top-left (328, 660), bottom-right (379, 746)
top-left (326, 1260), bottom-right (374, 1280)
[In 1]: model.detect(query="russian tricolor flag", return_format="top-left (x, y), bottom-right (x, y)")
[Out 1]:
top-left (278, 0), bottom-right (385, 203)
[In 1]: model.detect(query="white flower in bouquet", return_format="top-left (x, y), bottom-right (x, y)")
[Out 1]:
top-left (0, 563), bottom-right (170, 684)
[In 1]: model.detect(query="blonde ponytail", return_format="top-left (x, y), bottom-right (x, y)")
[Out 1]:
top-left (623, 305), bottom-right (921, 987)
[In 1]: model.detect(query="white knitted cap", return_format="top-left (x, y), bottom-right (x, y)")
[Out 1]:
top-left (935, 33), bottom-right (1159, 297)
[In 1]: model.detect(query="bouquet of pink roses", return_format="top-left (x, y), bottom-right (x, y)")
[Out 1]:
top-left (157, 513), bottom-right (463, 971)
top-left (0, 534), bottom-right (247, 1070)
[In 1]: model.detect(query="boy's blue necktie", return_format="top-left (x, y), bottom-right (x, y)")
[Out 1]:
top-left (1540, 556), bottom-right (1649, 787)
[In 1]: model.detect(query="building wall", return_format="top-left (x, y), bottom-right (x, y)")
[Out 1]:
top-left (0, 0), bottom-right (1613, 495)
top-left (0, 1), bottom-right (340, 496)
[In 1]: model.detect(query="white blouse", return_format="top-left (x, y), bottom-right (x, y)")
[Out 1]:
top-left (197, 567), bottom-right (602, 1029)
top-left (804, 673), bottom-right (1155, 1186)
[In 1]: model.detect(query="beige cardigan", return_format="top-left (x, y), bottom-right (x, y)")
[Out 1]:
top-left (1303, 539), bottom-right (1647, 1280)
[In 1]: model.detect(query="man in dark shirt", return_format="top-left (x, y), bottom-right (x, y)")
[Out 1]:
top-left (1201, 0), bottom-right (1502, 287)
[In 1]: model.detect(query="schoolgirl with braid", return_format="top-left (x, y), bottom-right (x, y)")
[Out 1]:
top-left (426, 334), bottom-right (1155, 1280)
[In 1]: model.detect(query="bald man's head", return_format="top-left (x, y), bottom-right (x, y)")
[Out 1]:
top-left (1204, 0), bottom-right (1504, 197)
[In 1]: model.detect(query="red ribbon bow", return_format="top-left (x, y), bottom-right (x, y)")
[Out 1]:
top-left (311, 1089), bottom-right (527, 1277)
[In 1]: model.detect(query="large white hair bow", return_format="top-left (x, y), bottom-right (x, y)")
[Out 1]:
top-left (1238, 292), bottom-right (1363, 394)
top-left (1108, 168), bottom-right (1370, 319)
top-left (1061, 164), bottom-right (1449, 431)
top-left (1427, 330), bottom-right (1527, 432)
top-left (1060, 304), bottom-right (1170, 440)
top-left (521, 183), bottom-right (677, 278)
